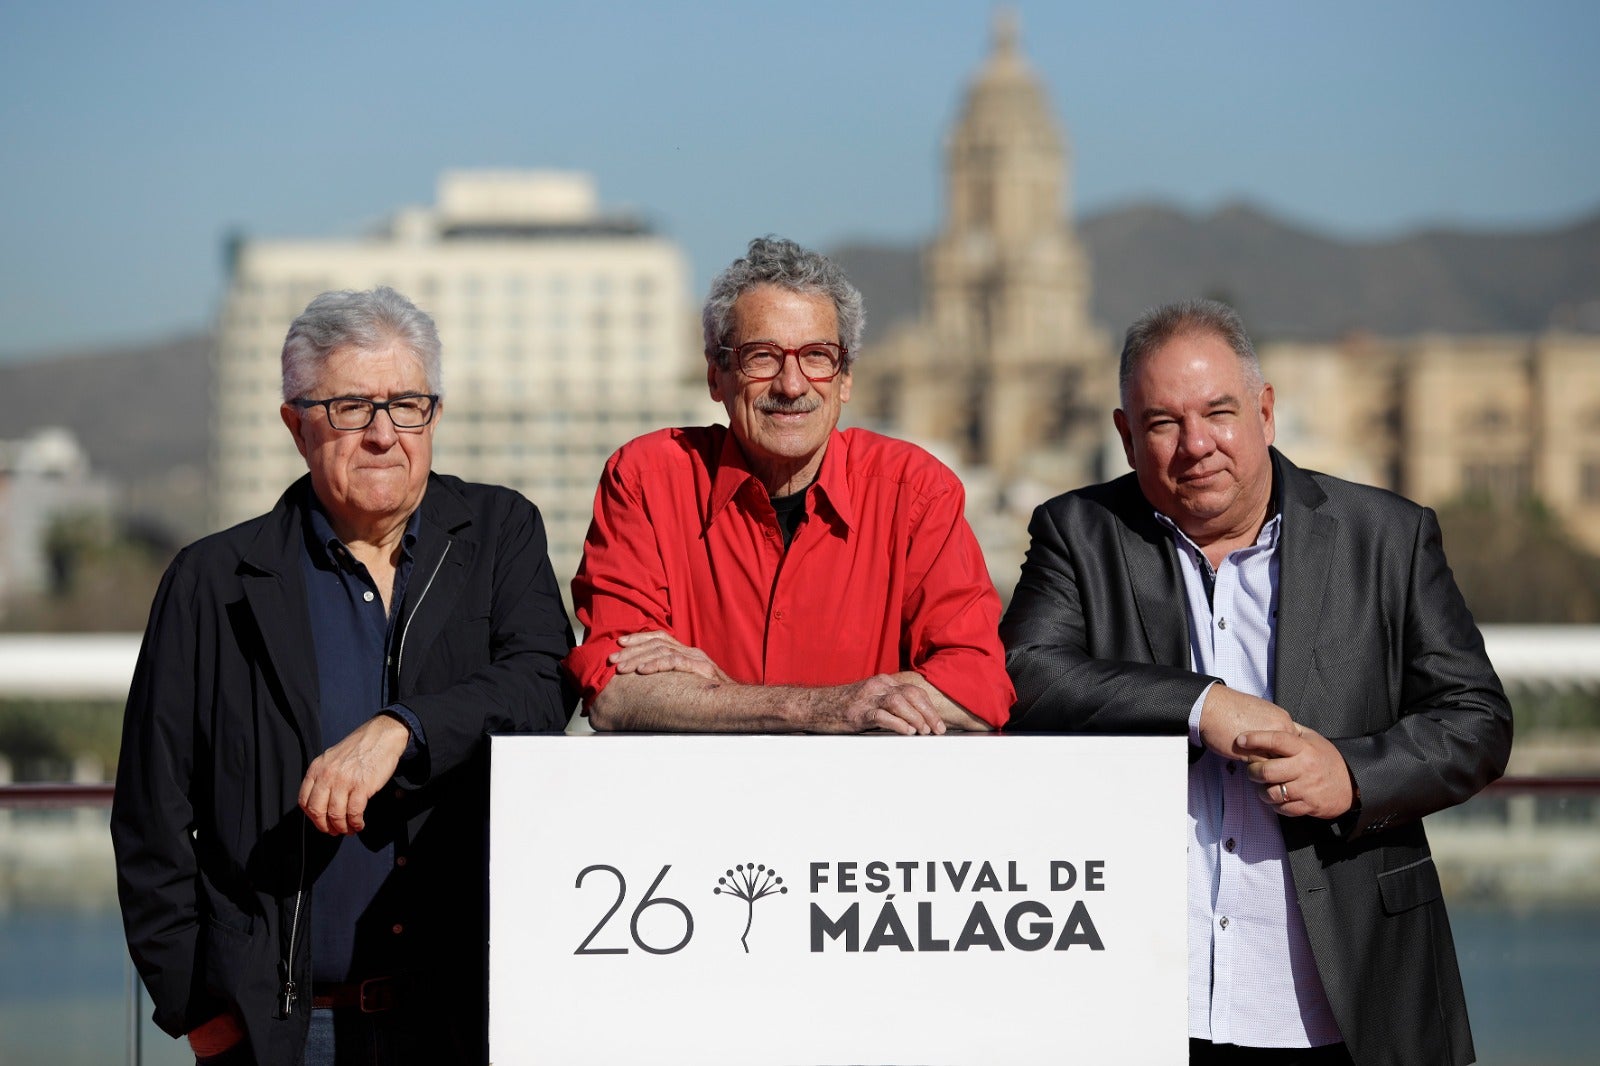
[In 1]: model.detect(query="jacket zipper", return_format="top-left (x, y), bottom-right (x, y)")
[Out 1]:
top-left (278, 539), bottom-right (450, 1017)
top-left (393, 541), bottom-right (451, 683)
top-left (278, 818), bottom-right (306, 1018)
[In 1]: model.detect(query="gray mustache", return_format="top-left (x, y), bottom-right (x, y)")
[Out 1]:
top-left (756, 397), bottom-right (820, 414)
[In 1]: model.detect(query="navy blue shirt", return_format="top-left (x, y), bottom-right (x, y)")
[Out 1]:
top-left (300, 501), bottom-right (425, 984)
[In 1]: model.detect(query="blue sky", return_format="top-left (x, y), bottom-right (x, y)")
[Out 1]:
top-left (2, 1), bottom-right (1595, 357)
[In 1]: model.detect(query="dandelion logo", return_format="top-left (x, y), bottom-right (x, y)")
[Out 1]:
top-left (713, 863), bottom-right (788, 953)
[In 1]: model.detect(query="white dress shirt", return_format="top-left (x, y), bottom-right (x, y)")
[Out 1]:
top-left (1156, 511), bottom-right (1343, 1048)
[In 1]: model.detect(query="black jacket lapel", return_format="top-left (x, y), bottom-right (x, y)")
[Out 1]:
top-left (239, 478), bottom-right (321, 750)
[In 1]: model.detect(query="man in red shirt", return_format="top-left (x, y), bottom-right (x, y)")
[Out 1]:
top-left (566, 236), bottom-right (1013, 733)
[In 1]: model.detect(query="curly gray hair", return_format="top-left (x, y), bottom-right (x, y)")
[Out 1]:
top-left (701, 236), bottom-right (865, 370)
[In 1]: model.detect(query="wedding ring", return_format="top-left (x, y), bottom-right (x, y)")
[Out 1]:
top-left (1279, 783), bottom-right (1289, 802)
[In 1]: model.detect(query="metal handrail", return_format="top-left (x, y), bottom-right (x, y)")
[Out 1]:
top-left (0, 781), bottom-right (115, 806)
top-left (3, 775), bottom-right (1599, 809)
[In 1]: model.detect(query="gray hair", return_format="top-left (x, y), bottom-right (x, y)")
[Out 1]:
top-left (281, 287), bottom-right (443, 401)
top-left (1118, 298), bottom-right (1263, 407)
top-left (701, 236), bottom-right (865, 370)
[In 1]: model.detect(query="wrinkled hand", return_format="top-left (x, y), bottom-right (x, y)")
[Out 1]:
top-left (812, 674), bottom-right (947, 736)
top-left (298, 715), bottom-right (410, 836)
top-left (609, 631), bottom-right (733, 684)
top-left (1239, 724), bottom-right (1355, 820)
top-left (1198, 685), bottom-right (1294, 760)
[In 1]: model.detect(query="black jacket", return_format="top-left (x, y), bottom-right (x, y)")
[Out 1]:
top-left (111, 473), bottom-right (574, 1065)
top-left (1001, 450), bottom-right (1512, 1066)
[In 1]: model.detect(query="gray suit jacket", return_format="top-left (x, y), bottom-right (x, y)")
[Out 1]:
top-left (1000, 449), bottom-right (1512, 1066)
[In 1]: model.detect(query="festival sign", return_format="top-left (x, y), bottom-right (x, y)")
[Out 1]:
top-left (490, 733), bottom-right (1185, 1064)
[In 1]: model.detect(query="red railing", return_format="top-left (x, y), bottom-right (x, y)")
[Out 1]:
top-left (0, 781), bottom-right (116, 807)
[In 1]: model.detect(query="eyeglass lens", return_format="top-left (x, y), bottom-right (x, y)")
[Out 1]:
top-left (325, 395), bottom-right (436, 430)
top-left (739, 343), bottom-right (841, 379)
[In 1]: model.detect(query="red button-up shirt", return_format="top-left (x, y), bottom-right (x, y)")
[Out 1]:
top-left (566, 426), bottom-right (1013, 726)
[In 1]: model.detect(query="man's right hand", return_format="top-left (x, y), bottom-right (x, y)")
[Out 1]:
top-left (1198, 684), bottom-right (1294, 759)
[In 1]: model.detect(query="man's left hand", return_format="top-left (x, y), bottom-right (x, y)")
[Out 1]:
top-left (1237, 724), bottom-right (1355, 820)
top-left (298, 715), bottom-right (411, 835)
top-left (609, 630), bottom-right (733, 684)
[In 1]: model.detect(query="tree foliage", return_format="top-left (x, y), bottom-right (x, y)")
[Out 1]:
top-left (1, 511), bottom-right (173, 632)
top-left (1435, 495), bottom-right (1600, 624)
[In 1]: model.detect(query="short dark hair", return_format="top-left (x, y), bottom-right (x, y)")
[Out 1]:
top-left (1118, 299), bottom-right (1262, 407)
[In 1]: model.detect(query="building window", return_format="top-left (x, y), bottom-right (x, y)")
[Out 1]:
top-left (1461, 462), bottom-right (1531, 503)
top-left (1465, 405), bottom-right (1513, 433)
top-left (1581, 461), bottom-right (1600, 504)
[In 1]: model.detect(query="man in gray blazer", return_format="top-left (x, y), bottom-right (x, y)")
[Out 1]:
top-left (1001, 299), bottom-right (1511, 1066)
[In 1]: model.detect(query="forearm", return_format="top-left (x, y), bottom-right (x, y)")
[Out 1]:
top-left (589, 670), bottom-right (961, 734)
top-left (404, 648), bottom-right (571, 771)
top-left (589, 671), bottom-right (827, 732)
top-left (1006, 647), bottom-right (1215, 733)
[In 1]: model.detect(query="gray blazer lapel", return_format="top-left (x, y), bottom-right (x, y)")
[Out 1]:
top-left (1271, 450), bottom-right (1336, 720)
top-left (1117, 498), bottom-right (1191, 670)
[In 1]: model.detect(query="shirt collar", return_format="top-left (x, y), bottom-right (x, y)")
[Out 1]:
top-left (304, 497), bottom-right (422, 572)
top-left (1155, 508), bottom-right (1281, 569)
top-left (705, 426), bottom-right (857, 534)
top-left (1151, 461), bottom-right (1283, 567)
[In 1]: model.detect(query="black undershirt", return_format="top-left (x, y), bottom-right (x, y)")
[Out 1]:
top-left (770, 486), bottom-right (809, 548)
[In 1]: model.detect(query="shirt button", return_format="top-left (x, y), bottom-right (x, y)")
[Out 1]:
top-left (1219, 916), bottom-right (1229, 930)
top-left (392, 788), bottom-right (404, 800)
top-left (774, 610), bottom-right (784, 621)
top-left (1227, 761), bottom-right (1237, 774)
top-left (391, 923), bottom-right (404, 935)
top-left (1225, 838), bottom-right (1236, 853)
top-left (363, 590), bottom-right (375, 603)
top-left (1217, 617), bottom-right (1227, 630)
top-left (395, 855), bottom-right (408, 868)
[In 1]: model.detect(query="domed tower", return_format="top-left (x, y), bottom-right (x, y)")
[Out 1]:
top-left (907, 10), bottom-right (1104, 482)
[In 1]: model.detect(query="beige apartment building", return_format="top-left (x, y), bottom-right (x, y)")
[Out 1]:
top-left (1266, 332), bottom-right (1600, 551)
top-left (213, 171), bottom-right (705, 599)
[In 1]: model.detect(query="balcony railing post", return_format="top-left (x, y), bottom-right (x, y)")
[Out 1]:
top-left (125, 954), bottom-right (142, 1066)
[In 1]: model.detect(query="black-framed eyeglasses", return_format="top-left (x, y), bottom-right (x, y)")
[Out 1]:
top-left (719, 341), bottom-right (848, 382)
top-left (293, 393), bottom-right (440, 431)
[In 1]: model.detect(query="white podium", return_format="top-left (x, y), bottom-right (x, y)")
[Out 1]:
top-left (489, 733), bottom-right (1186, 1065)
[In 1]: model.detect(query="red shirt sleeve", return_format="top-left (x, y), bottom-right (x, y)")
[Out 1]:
top-left (565, 447), bottom-right (672, 708)
top-left (900, 477), bottom-right (1016, 727)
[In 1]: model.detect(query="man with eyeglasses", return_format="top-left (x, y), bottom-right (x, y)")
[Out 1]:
top-left (112, 287), bottom-right (573, 1065)
top-left (566, 236), bottom-right (1013, 733)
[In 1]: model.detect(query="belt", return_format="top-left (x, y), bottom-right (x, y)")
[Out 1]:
top-left (310, 974), bottom-right (413, 1013)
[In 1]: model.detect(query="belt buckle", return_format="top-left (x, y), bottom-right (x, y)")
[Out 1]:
top-left (358, 975), bottom-right (396, 1013)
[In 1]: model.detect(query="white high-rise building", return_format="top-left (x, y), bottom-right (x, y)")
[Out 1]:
top-left (214, 170), bottom-right (706, 602)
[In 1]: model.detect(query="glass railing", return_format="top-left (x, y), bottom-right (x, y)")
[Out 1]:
top-left (3, 778), bottom-right (1597, 1065)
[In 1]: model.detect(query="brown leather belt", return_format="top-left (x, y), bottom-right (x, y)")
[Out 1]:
top-left (310, 974), bottom-right (410, 1013)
